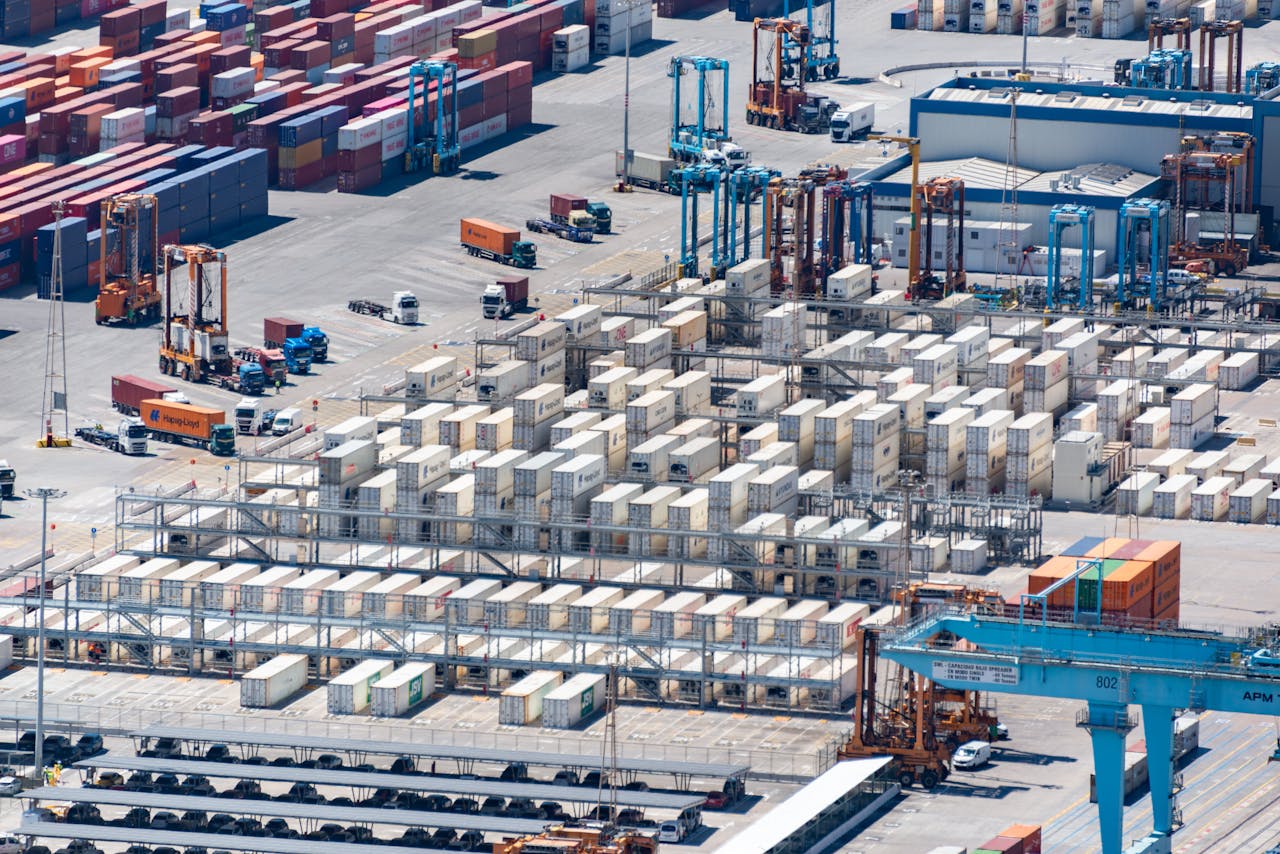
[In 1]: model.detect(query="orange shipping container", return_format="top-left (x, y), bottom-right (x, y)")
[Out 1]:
top-left (460, 217), bottom-right (518, 255)
top-left (69, 58), bottom-right (111, 88)
top-left (71, 45), bottom-right (114, 62)
top-left (1086, 537), bottom-right (1131, 559)
top-left (1154, 601), bottom-right (1179, 624)
top-left (13, 78), bottom-right (55, 110)
top-left (185, 31), bottom-right (224, 46)
top-left (1102, 560), bottom-right (1154, 611)
top-left (1152, 573), bottom-right (1179, 615)
top-left (1000, 824), bottom-right (1042, 854)
top-left (139, 399), bottom-right (225, 441)
top-left (1135, 540), bottom-right (1180, 586)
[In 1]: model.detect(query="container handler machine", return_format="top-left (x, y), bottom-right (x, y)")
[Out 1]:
top-left (746, 19), bottom-right (837, 133)
top-left (95, 194), bottom-right (161, 325)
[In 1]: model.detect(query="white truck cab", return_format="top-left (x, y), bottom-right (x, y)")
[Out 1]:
top-left (701, 142), bottom-right (750, 170)
top-left (235, 398), bottom-right (268, 435)
top-left (830, 102), bottom-right (875, 142)
top-left (120, 417), bottom-right (149, 455)
top-left (392, 291), bottom-right (419, 325)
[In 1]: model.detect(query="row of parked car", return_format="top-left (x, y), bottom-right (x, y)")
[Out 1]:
top-left (28, 802), bottom-right (489, 849)
top-left (13, 731), bottom-right (104, 765)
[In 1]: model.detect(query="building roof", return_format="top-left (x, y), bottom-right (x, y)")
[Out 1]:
top-left (926, 83), bottom-right (1254, 121)
top-left (721, 756), bottom-right (893, 853)
top-left (876, 157), bottom-right (1158, 201)
top-left (18, 822), bottom-right (451, 854)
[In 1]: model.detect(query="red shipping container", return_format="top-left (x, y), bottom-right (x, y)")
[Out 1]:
top-left (483, 89), bottom-right (508, 120)
top-left (459, 53), bottom-right (496, 72)
top-left (264, 40), bottom-right (302, 69)
top-left (134, 0), bottom-right (168, 27)
top-left (99, 6), bottom-right (141, 36)
top-left (270, 69), bottom-right (309, 86)
top-left (156, 62), bottom-right (199, 91)
top-left (210, 46), bottom-right (252, 74)
top-left (255, 7), bottom-right (296, 33)
top-left (338, 143), bottom-right (381, 173)
top-left (539, 6), bottom-right (564, 31)
top-left (311, 0), bottom-right (353, 14)
top-left (999, 824), bottom-right (1042, 854)
top-left (0, 262), bottom-right (20, 292)
top-left (316, 13), bottom-right (355, 40)
top-left (508, 101), bottom-right (531, 129)
top-left (291, 41), bottom-right (333, 70)
top-left (975, 837), bottom-right (1023, 854)
top-left (337, 163), bottom-right (381, 192)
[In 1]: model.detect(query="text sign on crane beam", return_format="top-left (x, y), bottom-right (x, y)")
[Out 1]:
top-left (933, 660), bottom-right (1020, 686)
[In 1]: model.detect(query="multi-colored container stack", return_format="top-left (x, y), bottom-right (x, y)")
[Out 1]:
top-left (1025, 537), bottom-right (1181, 624)
top-left (971, 823), bottom-right (1042, 854)
top-left (3, 0), bottom-right (134, 41)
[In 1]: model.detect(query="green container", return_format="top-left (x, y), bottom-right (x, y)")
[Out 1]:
top-left (1073, 559), bottom-right (1123, 611)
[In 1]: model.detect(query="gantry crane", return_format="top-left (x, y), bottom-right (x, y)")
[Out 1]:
top-left (726, 165), bottom-right (778, 268)
top-left (1147, 16), bottom-right (1191, 51)
top-left (869, 135), bottom-right (921, 296)
top-left (783, 0), bottom-right (839, 80)
top-left (158, 244), bottom-right (231, 383)
top-left (820, 179), bottom-right (875, 290)
top-left (96, 193), bottom-right (161, 325)
top-left (1198, 19), bottom-right (1243, 93)
top-left (1116, 198), bottom-right (1171, 310)
top-left (1245, 60), bottom-right (1280, 94)
top-left (1046, 203), bottom-right (1096, 311)
top-left (405, 60), bottom-right (460, 175)
top-left (912, 176), bottom-right (966, 301)
top-left (675, 163), bottom-right (726, 279)
top-left (762, 165), bottom-right (843, 296)
top-left (668, 55), bottom-right (730, 163)
top-left (1130, 49), bottom-right (1193, 90)
top-left (746, 19), bottom-right (835, 133)
top-left (1160, 141), bottom-right (1250, 277)
top-left (880, 580), bottom-right (1280, 854)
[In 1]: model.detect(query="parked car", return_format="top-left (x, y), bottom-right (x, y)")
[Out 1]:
top-left (552, 770), bottom-right (578, 786)
top-left (953, 740), bottom-right (992, 770)
top-left (76, 733), bottom-right (104, 755)
top-left (93, 772), bottom-right (124, 790)
top-left (0, 841), bottom-right (22, 854)
top-left (703, 790), bottom-right (728, 809)
top-left (204, 744), bottom-right (233, 762)
top-left (150, 811), bottom-right (182, 830)
top-left (448, 830), bottom-right (486, 851)
top-left (480, 796), bottom-right (506, 815)
top-left (658, 821), bottom-right (685, 843)
top-left (0, 776), bottom-right (20, 796)
top-left (390, 756), bottom-right (417, 774)
top-left (315, 754), bottom-right (343, 770)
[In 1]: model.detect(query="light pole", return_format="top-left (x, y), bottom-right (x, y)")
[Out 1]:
top-left (25, 487), bottom-right (66, 783)
top-left (620, 0), bottom-right (643, 190)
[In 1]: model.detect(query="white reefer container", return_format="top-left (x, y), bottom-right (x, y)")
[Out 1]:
top-left (588, 366), bottom-right (638, 409)
top-left (737, 373), bottom-right (787, 417)
top-left (119, 557), bottom-right (180, 604)
top-left (76, 554), bottom-right (142, 602)
top-left (666, 371), bottom-right (712, 416)
top-left (778, 398), bottom-right (825, 465)
top-left (628, 435), bottom-right (681, 480)
top-left (405, 356), bottom-right (457, 399)
top-left (668, 436), bottom-right (720, 483)
top-left (569, 586), bottom-right (625, 633)
top-left (542, 672), bottom-right (607, 728)
top-left (405, 575), bottom-right (461, 621)
top-left (1191, 476), bottom-right (1233, 521)
top-left (556, 303), bottom-right (603, 343)
top-left (692, 593), bottom-right (748, 640)
top-left (1230, 478), bottom-right (1271, 523)
top-left (448, 578), bottom-right (503, 624)
top-left (515, 321), bottom-right (567, 362)
top-left (325, 416), bottom-right (378, 451)
top-left (627, 390), bottom-right (676, 434)
top-left (653, 591), bottom-right (707, 638)
top-left (158, 560), bottom-right (221, 607)
top-left (732, 596), bottom-right (787, 644)
top-left (777, 599), bottom-right (829, 646)
top-left (239, 564), bottom-right (303, 613)
top-left (475, 449), bottom-right (529, 496)
top-left (816, 601), bottom-right (872, 649)
top-left (199, 562), bottom-right (260, 610)
top-left (280, 569), bottom-right (339, 616)
top-left (529, 584), bottom-right (583, 630)
top-left (748, 465), bottom-right (800, 517)
top-left (609, 588), bottom-right (666, 635)
top-left (439, 404), bottom-right (490, 452)
top-left (401, 403), bottom-right (453, 447)
top-left (322, 571), bottom-right (383, 617)
top-left (327, 659), bottom-right (395, 714)
top-left (370, 662), bottom-right (435, 717)
top-left (1153, 474), bottom-right (1196, 519)
top-left (484, 580), bottom-right (543, 627)
top-left (1116, 472), bottom-right (1160, 516)
top-left (625, 327), bottom-right (673, 370)
top-left (240, 653), bottom-right (308, 708)
top-left (499, 670), bottom-right (564, 725)
top-left (363, 574), bottom-right (420, 618)
top-left (475, 408), bottom-right (516, 450)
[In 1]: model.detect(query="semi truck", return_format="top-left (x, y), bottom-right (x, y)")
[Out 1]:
top-left (139, 399), bottom-right (236, 456)
top-left (264, 318), bottom-right (329, 361)
top-left (348, 291), bottom-right (419, 324)
top-left (460, 218), bottom-right (537, 268)
top-left (281, 338), bottom-right (312, 375)
top-left (111, 375), bottom-right (177, 416)
top-left (549, 194), bottom-right (601, 233)
top-left (233, 347), bottom-right (287, 386)
top-left (234, 398), bottom-right (278, 435)
top-left (74, 419), bottom-right (149, 455)
top-left (616, 150), bottom-right (680, 193)
top-left (525, 217), bottom-right (594, 243)
top-left (829, 102), bottom-right (875, 142)
top-left (482, 276), bottom-right (530, 320)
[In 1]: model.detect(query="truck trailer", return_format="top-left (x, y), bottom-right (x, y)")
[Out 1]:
top-left (139, 399), bottom-right (236, 456)
top-left (461, 218), bottom-right (537, 268)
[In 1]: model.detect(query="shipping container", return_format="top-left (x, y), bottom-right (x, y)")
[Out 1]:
top-left (653, 591), bottom-right (707, 638)
top-left (405, 575), bottom-right (462, 621)
top-left (240, 564), bottom-right (304, 613)
top-left (406, 355), bottom-right (458, 399)
top-left (816, 601), bottom-right (871, 649)
top-left (280, 569), bottom-right (339, 616)
top-left (484, 580), bottom-right (543, 627)
top-left (370, 662), bottom-right (436, 717)
top-left (401, 403), bottom-right (454, 447)
top-left (327, 658), bottom-right (395, 714)
top-left (609, 588), bottom-right (666, 635)
top-left (241, 653), bottom-right (308, 708)
top-left (542, 672), bottom-right (607, 728)
top-left (528, 584), bottom-right (583, 630)
top-left (499, 670), bottom-right (565, 725)
top-left (448, 577), bottom-right (503, 625)
top-left (737, 373), bottom-right (787, 417)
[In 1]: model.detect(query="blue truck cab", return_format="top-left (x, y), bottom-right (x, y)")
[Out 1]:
top-left (283, 338), bottom-right (313, 374)
top-left (238, 363), bottom-right (265, 394)
top-left (302, 326), bottom-right (328, 361)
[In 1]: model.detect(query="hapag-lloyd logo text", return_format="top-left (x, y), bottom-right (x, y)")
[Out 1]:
top-left (151, 408), bottom-right (207, 432)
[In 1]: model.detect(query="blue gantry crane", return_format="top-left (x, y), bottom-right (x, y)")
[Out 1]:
top-left (405, 60), bottom-right (460, 175)
top-left (675, 164), bottom-right (726, 278)
top-left (1046, 203), bottom-right (1096, 311)
top-left (1245, 61), bottom-right (1280, 94)
top-left (820, 179), bottom-right (873, 289)
top-left (783, 0), bottom-right (838, 81)
top-left (726, 166), bottom-right (778, 268)
top-left (877, 571), bottom-right (1280, 854)
top-left (1130, 49), bottom-right (1193, 90)
top-left (668, 56), bottom-right (731, 164)
top-left (1116, 198), bottom-right (1171, 310)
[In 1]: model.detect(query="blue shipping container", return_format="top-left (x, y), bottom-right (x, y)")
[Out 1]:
top-left (1061, 536), bottom-right (1104, 557)
top-left (279, 114), bottom-right (322, 148)
top-left (0, 95), bottom-right (24, 127)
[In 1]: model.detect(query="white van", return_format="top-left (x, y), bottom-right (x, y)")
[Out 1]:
top-left (272, 407), bottom-right (303, 436)
top-left (658, 821), bottom-right (685, 843)
top-left (953, 740), bottom-right (992, 769)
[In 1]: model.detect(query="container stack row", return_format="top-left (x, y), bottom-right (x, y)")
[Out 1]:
top-left (1026, 537), bottom-right (1180, 624)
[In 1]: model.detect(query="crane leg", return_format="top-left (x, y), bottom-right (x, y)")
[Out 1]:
top-left (1142, 705), bottom-right (1175, 838)
top-left (1083, 701), bottom-right (1130, 854)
